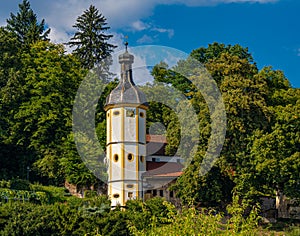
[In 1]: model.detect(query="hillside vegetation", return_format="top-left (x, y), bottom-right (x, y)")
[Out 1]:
top-left (0, 1), bottom-right (299, 235)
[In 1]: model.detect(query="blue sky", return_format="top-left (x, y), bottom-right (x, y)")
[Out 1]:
top-left (0, 0), bottom-right (299, 87)
top-left (120, 1), bottom-right (300, 88)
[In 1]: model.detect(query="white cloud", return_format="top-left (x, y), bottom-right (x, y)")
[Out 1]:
top-left (152, 27), bottom-right (174, 38)
top-left (49, 27), bottom-right (71, 44)
top-left (137, 35), bottom-right (155, 44)
top-left (128, 20), bottom-right (174, 40)
top-left (110, 45), bottom-right (190, 86)
top-left (136, 28), bottom-right (174, 44)
top-left (131, 20), bottom-right (150, 31)
top-left (0, 0), bottom-right (279, 43)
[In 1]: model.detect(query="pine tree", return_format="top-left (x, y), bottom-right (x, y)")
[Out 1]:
top-left (6, 0), bottom-right (50, 46)
top-left (68, 5), bottom-right (116, 70)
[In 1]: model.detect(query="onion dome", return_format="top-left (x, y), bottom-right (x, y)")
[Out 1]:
top-left (105, 43), bottom-right (148, 108)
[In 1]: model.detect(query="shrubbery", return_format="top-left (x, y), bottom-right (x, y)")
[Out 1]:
top-left (128, 196), bottom-right (263, 236)
top-left (0, 194), bottom-right (277, 236)
top-left (0, 182), bottom-right (69, 204)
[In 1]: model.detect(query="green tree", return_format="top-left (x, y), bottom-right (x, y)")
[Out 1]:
top-left (6, 0), bottom-right (50, 47)
top-left (0, 27), bottom-right (20, 87)
top-left (191, 42), bottom-right (254, 66)
top-left (59, 133), bottom-right (99, 187)
top-left (172, 43), bottom-right (300, 209)
top-left (167, 43), bottom-right (271, 206)
top-left (236, 87), bottom-right (300, 201)
top-left (141, 80), bottom-right (182, 156)
top-left (0, 27), bottom-right (30, 179)
top-left (2, 41), bottom-right (86, 183)
top-left (68, 5), bottom-right (116, 70)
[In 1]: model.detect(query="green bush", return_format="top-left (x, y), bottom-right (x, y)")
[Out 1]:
top-left (0, 187), bottom-right (53, 204)
top-left (10, 178), bottom-right (30, 190)
top-left (0, 202), bottom-right (83, 235)
top-left (84, 190), bottom-right (97, 198)
top-left (288, 226), bottom-right (300, 236)
top-left (0, 196), bottom-right (279, 236)
top-left (30, 184), bottom-right (68, 203)
top-left (0, 180), bottom-right (11, 189)
top-left (0, 195), bottom-right (114, 236)
top-left (128, 196), bottom-right (264, 236)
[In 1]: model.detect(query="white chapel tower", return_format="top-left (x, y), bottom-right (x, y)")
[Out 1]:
top-left (104, 44), bottom-right (148, 207)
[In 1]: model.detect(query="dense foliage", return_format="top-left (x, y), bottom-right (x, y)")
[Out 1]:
top-left (1, 195), bottom-right (298, 235)
top-left (0, 3), bottom-right (114, 187)
top-left (0, 196), bottom-right (266, 236)
top-left (0, 1), bottom-right (299, 234)
top-left (162, 43), bottom-right (300, 207)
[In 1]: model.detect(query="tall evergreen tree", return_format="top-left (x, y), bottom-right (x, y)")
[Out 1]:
top-left (68, 5), bottom-right (116, 70)
top-left (6, 0), bottom-right (50, 46)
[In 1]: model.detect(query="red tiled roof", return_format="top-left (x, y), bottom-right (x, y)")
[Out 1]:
top-left (146, 135), bottom-right (167, 156)
top-left (146, 135), bottom-right (167, 143)
top-left (144, 161), bottom-right (184, 177)
top-left (151, 171), bottom-right (183, 177)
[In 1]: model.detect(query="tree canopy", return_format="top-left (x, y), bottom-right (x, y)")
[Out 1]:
top-left (162, 43), bottom-right (300, 207)
top-left (0, 4), bottom-right (114, 187)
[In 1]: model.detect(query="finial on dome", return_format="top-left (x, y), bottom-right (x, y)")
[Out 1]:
top-left (104, 35), bottom-right (148, 108)
top-left (124, 35), bottom-right (129, 52)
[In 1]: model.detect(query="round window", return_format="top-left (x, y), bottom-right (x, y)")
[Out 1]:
top-left (127, 153), bottom-right (134, 161)
top-left (113, 110), bottom-right (120, 116)
top-left (139, 112), bottom-right (145, 118)
top-left (113, 193), bottom-right (120, 198)
top-left (127, 184), bottom-right (134, 189)
top-left (114, 154), bottom-right (119, 162)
